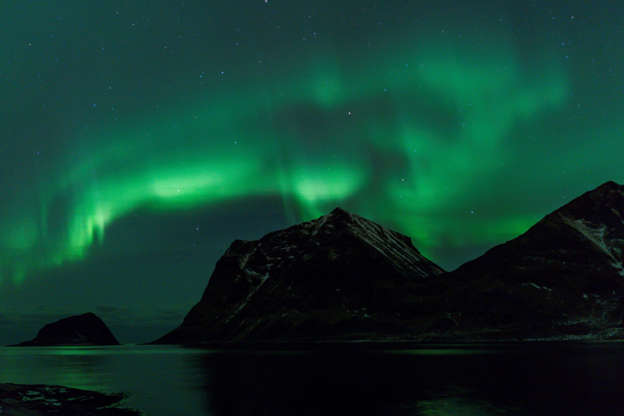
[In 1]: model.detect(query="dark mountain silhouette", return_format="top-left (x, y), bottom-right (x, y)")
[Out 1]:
top-left (16, 312), bottom-right (119, 346)
top-left (153, 181), bottom-right (624, 344)
top-left (444, 180), bottom-right (624, 339)
top-left (152, 207), bottom-right (444, 344)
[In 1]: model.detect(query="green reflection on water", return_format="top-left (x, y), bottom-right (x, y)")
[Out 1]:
top-left (386, 348), bottom-right (497, 355)
top-left (0, 345), bottom-right (209, 356)
top-left (416, 397), bottom-right (520, 415)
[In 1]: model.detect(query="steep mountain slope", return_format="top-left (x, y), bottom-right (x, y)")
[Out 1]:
top-left (153, 207), bottom-right (444, 343)
top-left (446, 181), bottom-right (624, 339)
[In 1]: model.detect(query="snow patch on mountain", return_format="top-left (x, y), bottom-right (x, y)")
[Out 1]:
top-left (523, 282), bottom-right (553, 292)
top-left (226, 272), bottom-right (270, 323)
top-left (321, 209), bottom-right (443, 277)
top-left (561, 215), bottom-right (615, 259)
top-left (310, 212), bottom-right (329, 236)
top-left (560, 214), bottom-right (624, 276)
top-left (294, 208), bottom-right (443, 277)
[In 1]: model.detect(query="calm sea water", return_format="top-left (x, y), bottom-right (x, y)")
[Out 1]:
top-left (1, 343), bottom-right (623, 415)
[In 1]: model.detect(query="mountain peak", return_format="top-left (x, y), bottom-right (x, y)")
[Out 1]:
top-left (445, 181), bottom-right (624, 339)
top-left (329, 206), bottom-right (351, 215)
top-left (596, 180), bottom-right (622, 190)
top-left (326, 206), bottom-right (356, 222)
top-left (452, 179), bottom-right (624, 309)
top-left (580, 180), bottom-right (624, 201)
top-left (152, 208), bottom-right (444, 344)
top-left (548, 180), bottom-right (624, 227)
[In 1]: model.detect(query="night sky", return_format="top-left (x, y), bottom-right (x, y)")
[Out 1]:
top-left (1, 1), bottom-right (622, 343)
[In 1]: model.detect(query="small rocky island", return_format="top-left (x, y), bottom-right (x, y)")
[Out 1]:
top-left (16, 313), bottom-right (119, 346)
top-left (153, 181), bottom-right (624, 345)
top-left (0, 383), bottom-right (139, 415)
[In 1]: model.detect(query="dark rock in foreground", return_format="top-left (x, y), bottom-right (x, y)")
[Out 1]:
top-left (16, 313), bottom-right (119, 346)
top-left (0, 383), bottom-right (140, 415)
top-left (153, 207), bottom-right (445, 344)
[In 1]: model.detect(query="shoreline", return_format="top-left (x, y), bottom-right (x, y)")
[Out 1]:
top-left (154, 336), bottom-right (624, 351)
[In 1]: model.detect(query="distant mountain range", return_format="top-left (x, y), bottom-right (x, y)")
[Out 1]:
top-left (153, 181), bottom-right (624, 344)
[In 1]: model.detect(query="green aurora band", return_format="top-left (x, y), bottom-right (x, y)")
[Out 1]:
top-left (0, 31), bottom-right (571, 284)
top-left (12, 0), bottom-right (624, 297)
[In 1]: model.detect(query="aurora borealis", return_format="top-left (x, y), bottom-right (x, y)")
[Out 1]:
top-left (1, 1), bottom-right (623, 342)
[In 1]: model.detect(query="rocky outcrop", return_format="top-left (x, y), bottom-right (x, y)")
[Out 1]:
top-left (153, 207), bottom-right (444, 344)
top-left (444, 180), bottom-right (624, 339)
top-left (16, 313), bottom-right (120, 346)
top-left (0, 383), bottom-right (139, 415)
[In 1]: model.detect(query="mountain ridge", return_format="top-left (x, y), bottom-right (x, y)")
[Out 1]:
top-left (153, 180), bottom-right (624, 344)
